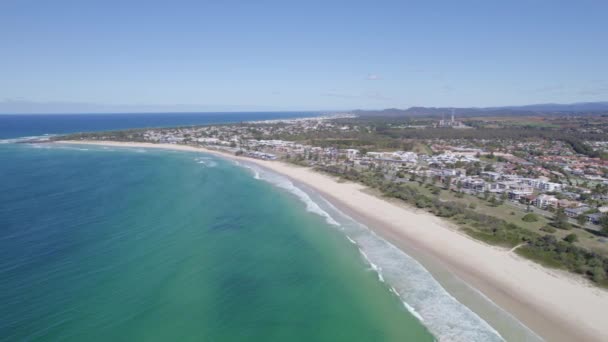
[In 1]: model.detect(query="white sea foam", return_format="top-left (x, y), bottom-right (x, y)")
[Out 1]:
top-left (402, 301), bottom-right (425, 322)
top-left (59, 146), bottom-right (90, 151)
top-left (259, 174), bottom-right (338, 225)
top-left (316, 196), bottom-right (506, 342)
top-left (236, 162), bottom-right (262, 179)
top-left (231, 161), bottom-right (540, 342)
top-left (237, 162), bottom-right (338, 225)
top-left (358, 249), bottom-right (384, 282)
top-left (194, 157), bottom-right (218, 167)
top-left (0, 135), bottom-right (54, 144)
top-left (31, 144), bottom-right (91, 151)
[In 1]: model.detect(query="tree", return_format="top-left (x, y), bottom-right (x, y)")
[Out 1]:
top-left (444, 176), bottom-right (453, 190)
top-left (591, 266), bottom-right (606, 283)
top-left (600, 214), bottom-right (608, 235)
top-left (552, 208), bottom-right (571, 230)
top-left (576, 215), bottom-right (587, 227)
top-left (488, 195), bottom-right (498, 207)
top-left (500, 191), bottom-right (508, 203)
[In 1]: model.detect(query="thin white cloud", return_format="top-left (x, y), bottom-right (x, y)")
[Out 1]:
top-left (366, 74), bottom-right (381, 81)
top-left (321, 91), bottom-right (392, 101)
top-left (321, 92), bottom-right (360, 99)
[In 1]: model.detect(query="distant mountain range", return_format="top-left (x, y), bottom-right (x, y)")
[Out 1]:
top-left (353, 102), bottom-right (608, 117)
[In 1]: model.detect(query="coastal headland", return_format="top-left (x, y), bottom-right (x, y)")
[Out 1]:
top-left (56, 140), bottom-right (608, 342)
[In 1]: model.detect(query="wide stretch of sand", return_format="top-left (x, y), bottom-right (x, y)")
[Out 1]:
top-left (57, 140), bottom-right (608, 341)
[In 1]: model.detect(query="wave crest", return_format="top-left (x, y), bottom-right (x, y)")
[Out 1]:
top-left (239, 162), bottom-right (338, 226)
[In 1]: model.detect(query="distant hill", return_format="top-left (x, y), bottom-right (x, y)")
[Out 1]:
top-left (352, 102), bottom-right (608, 117)
top-left (498, 102), bottom-right (608, 112)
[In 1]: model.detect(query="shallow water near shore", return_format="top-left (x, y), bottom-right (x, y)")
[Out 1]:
top-left (239, 160), bottom-right (542, 342)
top-left (1, 143), bottom-right (435, 341)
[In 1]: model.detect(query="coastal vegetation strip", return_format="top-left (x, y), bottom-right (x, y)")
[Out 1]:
top-left (314, 164), bottom-right (608, 287)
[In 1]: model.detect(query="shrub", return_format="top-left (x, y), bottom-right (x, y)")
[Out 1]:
top-left (564, 233), bottom-right (578, 243)
top-left (522, 213), bottom-right (539, 222)
top-left (540, 225), bottom-right (556, 233)
top-left (591, 266), bottom-right (606, 283)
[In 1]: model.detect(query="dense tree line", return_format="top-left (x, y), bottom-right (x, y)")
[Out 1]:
top-left (378, 127), bottom-right (606, 142)
top-left (563, 137), bottom-right (606, 159)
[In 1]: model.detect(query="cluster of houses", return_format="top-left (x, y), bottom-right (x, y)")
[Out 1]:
top-left (133, 118), bottom-right (607, 228)
top-left (242, 151), bottom-right (277, 160)
top-left (366, 151), bottom-right (418, 164)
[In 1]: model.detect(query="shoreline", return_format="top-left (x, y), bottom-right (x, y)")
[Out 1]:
top-left (55, 140), bottom-right (608, 341)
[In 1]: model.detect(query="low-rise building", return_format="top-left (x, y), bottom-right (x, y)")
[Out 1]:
top-left (586, 213), bottom-right (604, 225)
top-left (565, 206), bottom-right (591, 218)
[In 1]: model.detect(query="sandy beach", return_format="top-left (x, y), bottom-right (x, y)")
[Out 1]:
top-left (57, 140), bottom-right (608, 341)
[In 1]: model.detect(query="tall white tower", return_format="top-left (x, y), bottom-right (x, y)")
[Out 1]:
top-left (451, 108), bottom-right (455, 123)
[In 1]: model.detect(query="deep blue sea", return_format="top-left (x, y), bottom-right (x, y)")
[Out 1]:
top-left (0, 112), bottom-right (319, 139)
top-left (0, 112), bottom-right (522, 341)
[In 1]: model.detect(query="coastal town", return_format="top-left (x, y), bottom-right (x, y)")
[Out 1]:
top-left (7, 1), bottom-right (608, 341)
top-left (58, 112), bottom-right (608, 288)
top-left (64, 114), bottom-right (608, 231)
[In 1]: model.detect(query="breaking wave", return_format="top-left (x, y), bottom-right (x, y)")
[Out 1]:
top-left (194, 157), bottom-right (218, 167)
top-left (239, 162), bottom-right (338, 226)
top-left (0, 134), bottom-right (54, 144)
top-left (233, 160), bottom-right (260, 179)
top-left (230, 161), bottom-right (539, 342)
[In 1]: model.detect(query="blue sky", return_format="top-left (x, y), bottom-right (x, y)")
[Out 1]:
top-left (1, 0), bottom-right (607, 112)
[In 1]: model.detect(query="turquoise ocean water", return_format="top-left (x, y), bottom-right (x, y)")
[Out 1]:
top-left (0, 143), bottom-right (434, 341)
top-left (0, 114), bottom-right (521, 341)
